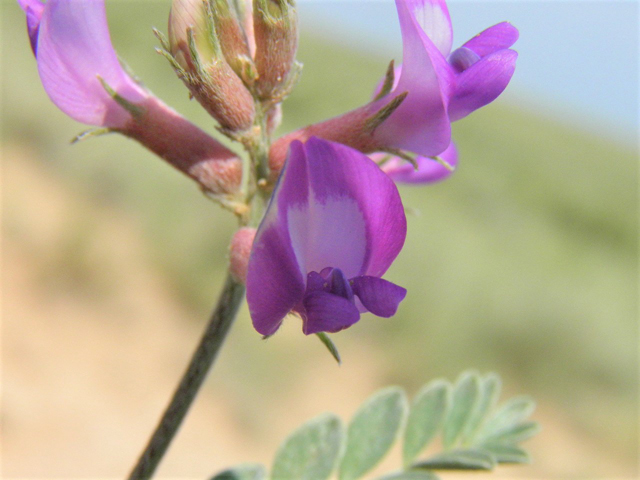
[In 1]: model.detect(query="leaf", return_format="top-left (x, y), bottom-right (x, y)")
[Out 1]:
top-left (481, 443), bottom-right (531, 464)
top-left (482, 421), bottom-right (541, 445)
top-left (442, 372), bottom-right (480, 449)
top-left (412, 448), bottom-right (496, 471)
top-left (478, 396), bottom-right (535, 439)
top-left (271, 413), bottom-right (343, 480)
top-left (339, 387), bottom-right (408, 480)
top-left (376, 471), bottom-right (440, 480)
top-left (210, 464), bottom-right (266, 480)
top-left (402, 380), bottom-right (450, 466)
top-left (461, 373), bottom-right (501, 444)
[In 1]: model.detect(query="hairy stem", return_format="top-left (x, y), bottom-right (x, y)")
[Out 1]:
top-left (127, 273), bottom-right (246, 480)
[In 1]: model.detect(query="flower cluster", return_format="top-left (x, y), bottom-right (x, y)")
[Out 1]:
top-left (19, 0), bottom-right (517, 337)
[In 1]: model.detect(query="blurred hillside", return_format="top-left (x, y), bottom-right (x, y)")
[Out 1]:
top-left (2, 2), bottom-right (638, 478)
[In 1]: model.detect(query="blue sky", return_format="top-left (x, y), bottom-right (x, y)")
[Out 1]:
top-left (298, 0), bottom-right (639, 145)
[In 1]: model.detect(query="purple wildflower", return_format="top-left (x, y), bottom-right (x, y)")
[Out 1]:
top-left (247, 138), bottom-right (407, 336)
top-left (18, 0), bottom-right (244, 196)
top-left (375, 0), bottom-right (519, 155)
top-left (18, 0), bottom-right (147, 128)
top-left (268, 0), bottom-right (517, 174)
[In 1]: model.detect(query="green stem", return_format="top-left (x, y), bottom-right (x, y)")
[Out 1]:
top-left (126, 273), bottom-right (246, 480)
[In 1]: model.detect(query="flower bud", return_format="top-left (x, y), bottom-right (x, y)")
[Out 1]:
top-left (229, 227), bottom-right (256, 284)
top-left (253, 0), bottom-right (299, 100)
top-left (239, 0), bottom-right (256, 56)
top-left (210, 0), bottom-right (252, 76)
top-left (168, 0), bottom-right (217, 69)
top-left (168, 0), bottom-right (255, 132)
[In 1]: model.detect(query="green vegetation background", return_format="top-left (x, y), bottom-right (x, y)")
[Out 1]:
top-left (2, 1), bottom-right (637, 476)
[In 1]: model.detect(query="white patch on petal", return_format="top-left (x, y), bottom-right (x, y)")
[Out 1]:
top-left (288, 194), bottom-right (366, 280)
top-left (413, 0), bottom-right (452, 55)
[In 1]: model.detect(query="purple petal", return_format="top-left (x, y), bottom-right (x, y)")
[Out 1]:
top-left (247, 223), bottom-right (306, 336)
top-left (17, 0), bottom-right (44, 54)
top-left (448, 49), bottom-right (518, 122)
top-left (449, 47), bottom-right (481, 73)
top-left (36, 0), bottom-right (146, 128)
top-left (306, 271), bottom-right (327, 293)
top-left (374, 0), bottom-right (454, 157)
top-left (284, 143), bottom-right (367, 279)
top-left (462, 22), bottom-right (519, 58)
top-left (382, 141), bottom-right (458, 184)
top-left (246, 147), bottom-right (308, 336)
top-left (401, 0), bottom-right (453, 55)
top-left (299, 138), bottom-right (407, 279)
top-left (328, 268), bottom-right (354, 301)
top-left (302, 291), bottom-right (360, 335)
top-left (351, 276), bottom-right (407, 318)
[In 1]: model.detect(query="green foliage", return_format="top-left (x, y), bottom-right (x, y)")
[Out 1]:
top-left (377, 472), bottom-right (440, 480)
top-left (402, 380), bottom-right (449, 466)
top-left (338, 387), bottom-right (408, 480)
top-left (442, 372), bottom-right (480, 449)
top-left (208, 371), bottom-right (539, 480)
top-left (413, 449), bottom-right (495, 471)
top-left (270, 413), bottom-right (343, 480)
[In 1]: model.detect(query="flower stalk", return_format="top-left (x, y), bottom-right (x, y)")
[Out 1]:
top-left (127, 273), bottom-right (245, 480)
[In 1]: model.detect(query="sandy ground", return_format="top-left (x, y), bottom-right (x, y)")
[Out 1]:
top-left (1, 147), bottom-right (637, 478)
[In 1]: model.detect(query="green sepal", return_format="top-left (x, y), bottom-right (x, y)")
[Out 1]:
top-left (187, 27), bottom-right (207, 77)
top-left (97, 76), bottom-right (144, 117)
top-left (373, 60), bottom-right (396, 102)
top-left (155, 47), bottom-right (191, 82)
top-left (316, 332), bottom-right (341, 365)
top-left (71, 127), bottom-right (113, 144)
top-left (380, 149), bottom-right (418, 170)
top-left (429, 155), bottom-right (455, 172)
top-left (152, 27), bottom-right (171, 51)
top-left (364, 92), bottom-right (408, 134)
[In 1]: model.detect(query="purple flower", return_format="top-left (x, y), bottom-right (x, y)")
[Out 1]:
top-left (18, 0), bottom-right (245, 196)
top-left (379, 141), bottom-right (458, 184)
top-left (269, 0), bottom-right (517, 174)
top-left (247, 138), bottom-right (407, 336)
top-left (375, 0), bottom-right (519, 156)
top-left (18, 0), bottom-right (147, 128)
